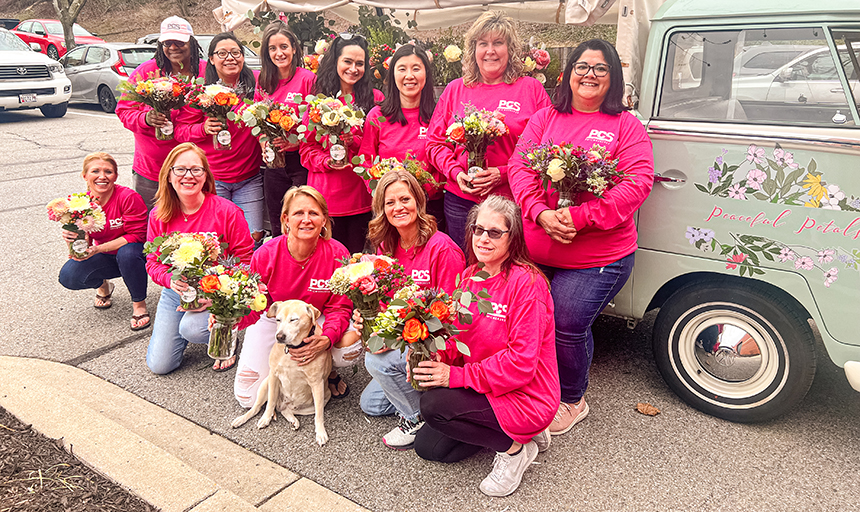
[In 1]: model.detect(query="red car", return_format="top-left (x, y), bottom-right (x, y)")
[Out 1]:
top-left (11, 19), bottom-right (104, 60)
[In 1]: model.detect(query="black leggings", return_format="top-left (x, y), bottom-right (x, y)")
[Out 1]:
top-left (264, 151), bottom-right (309, 237)
top-left (414, 387), bottom-right (513, 463)
top-left (331, 211), bottom-right (372, 254)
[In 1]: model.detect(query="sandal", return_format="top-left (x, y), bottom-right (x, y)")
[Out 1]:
top-left (94, 282), bottom-right (115, 310)
top-left (328, 374), bottom-right (350, 399)
top-left (130, 313), bottom-right (151, 331)
top-left (213, 355), bottom-right (236, 373)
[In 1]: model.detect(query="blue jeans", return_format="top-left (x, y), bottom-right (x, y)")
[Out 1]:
top-left (58, 243), bottom-right (147, 302)
top-left (215, 172), bottom-right (265, 234)
top-left (542, 252), bottom-right (635, 403)
top-left (146, 287), bottom-right (211, 374)
top-left (443, 192), bottom-right (477, 252)
top-left (360, 349), bottom-right (421, 421)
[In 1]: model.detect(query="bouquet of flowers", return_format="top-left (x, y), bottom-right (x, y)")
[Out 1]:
top-left (368, 267), bottom-right (492, 390)
top-left (445, 104), bottom-right (509, 182)
top-left (328, 253), bottom-right (413, 343)
top-left (352, 153), bottom-right (441, 197)
top-left (368, 43), bottom-right (395, 89)
top-left (232, 99), bottom-right (301, 167)
top-left (303, 39), bottom-right (329, 74)
top-left (300, 94), bottom-right (365, 166)
top-left (143, 232), bottom-right (225, 309)
top-left (199, 258), bottom-right (268, 360)
top-left (522, 142), bottom-right (626, 207)
top-left (187, 83), bottom-right (241, 150)
top-left (117, 75), bottom-right (191, 141)
top-left (522, 40), bottom-right (551, 85)
top-left (46, 192), bottom-right (106, 259)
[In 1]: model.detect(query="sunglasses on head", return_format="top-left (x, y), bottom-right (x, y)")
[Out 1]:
top-left (339, 32), bottom-right (366, 42)
top-left (470, 224), bottom-right (509, 239)
top-left (162, 40), bottom-right (187, 48)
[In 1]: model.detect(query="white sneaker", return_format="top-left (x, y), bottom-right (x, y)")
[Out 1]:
top-left (479, 441), bottom-right (539, 497)
top-left (533, 427), bottom-right (551, 453)
top-left (382, 416), bottom-right (424, 450)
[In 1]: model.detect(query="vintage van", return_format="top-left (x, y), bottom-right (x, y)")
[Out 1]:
top-left (606, 0), bottom-right (860, 421)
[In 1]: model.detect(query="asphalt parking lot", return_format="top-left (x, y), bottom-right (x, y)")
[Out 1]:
top-left (2, 104), bottom-right (860, 511)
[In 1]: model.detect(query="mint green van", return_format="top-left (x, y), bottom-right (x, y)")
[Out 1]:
top-left (608, 0), bottom-right (860, 421)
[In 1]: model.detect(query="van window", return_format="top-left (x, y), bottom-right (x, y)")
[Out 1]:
top-left (832, 31), bottom-right (860, 114)
top-left (657, 27), bottom-right (857, 127)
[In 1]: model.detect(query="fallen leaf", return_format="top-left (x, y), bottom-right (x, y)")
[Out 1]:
top-left (636, 402), bottom-right (660, 416)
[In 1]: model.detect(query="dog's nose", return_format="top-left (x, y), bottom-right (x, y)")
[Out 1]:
top-left (276, 333), bottom-right (285, 342)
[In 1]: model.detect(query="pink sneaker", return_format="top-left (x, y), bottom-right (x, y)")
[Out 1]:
top-left (549, 399), bottom-right (589, 436)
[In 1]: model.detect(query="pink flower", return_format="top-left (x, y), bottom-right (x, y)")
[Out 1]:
top-left (778, 248), bottom-right (795, 263)
top-left (746, 144), bottom-right (765, 164)
top-left (823, 267), bottom-right (838, 287)
top-left (586, 150), bottom-right (602, 163)
top-left (728, 183), bottom-right (747, 200)
top-left (795, 256), bottom-right (814, 270)
top-left (530, 48), bottom-right (551, 69)
top-left (726, 253), bottom-right (747, 270)
top-left (356, 276), bottom-right (377, 295)
top-left (817, 249), bottom-right (835, 263)
top-left (746, 169), bottom-right (767, 191)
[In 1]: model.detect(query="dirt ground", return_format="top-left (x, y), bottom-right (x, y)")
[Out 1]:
top-left (0, 406), bottom-right (155, 512)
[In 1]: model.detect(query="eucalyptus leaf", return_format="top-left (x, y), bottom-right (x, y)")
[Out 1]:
top-left (456, 341), bottom-right (471, 356)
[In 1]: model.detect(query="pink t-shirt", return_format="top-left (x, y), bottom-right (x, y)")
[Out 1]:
top-left (115, 59), bottom-right (208, 181)
top-left (174, 71), bottom-right (263, 184)
top-left (440, 264), bottom-right (559, 444)
top-left (236, 235), bottom-right (352, 342)
top-left (254, 67), bottom-right (316, 109)
top-left (299, 89), bottom-right (385, 216)
top-left (91, 185), bottom-right (147, 251)
top-left (508, 106), bottom-right (654, 269)
top-left (381, 231), bottom-right (465, 292)
top-left (145, 194), bottom-right (254, 288)
top-left (426, 77), bottom-right (551, 203)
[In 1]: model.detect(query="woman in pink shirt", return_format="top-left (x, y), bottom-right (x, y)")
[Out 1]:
top-left (359, 170), bottom-right (466, 451)
top-left (58, 152), bottom-right (150, 331)
top-left (426, 12), bottom-right (551, 250)
top-left (116, 16), bottom-right (205, 210)
top-left (145, 143), bottom-right (254, 374)
top-left (299, 33), bottom-right (384, 253)
top-left (411, 195), bottom-right (558, 498)
top-left (175, 33), bottom-right (265, 245)
top-left (233, 186), bottom-right (354, 407)
top-left (255, 22), bottom-right (317, 237)
top-left (508, 40), bottom-right (654, 435)
top-left (358, 43), bottom-right (445, 231)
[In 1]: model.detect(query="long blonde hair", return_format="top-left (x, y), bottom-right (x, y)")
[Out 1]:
top-left (367, 170), bottom-right (436, 254)
top-left (153, 143), bottom-right (216, 223)
top-left (280, 186), bottom-right (333, 240)
top-left (461, 11), bottom-right (524, 87)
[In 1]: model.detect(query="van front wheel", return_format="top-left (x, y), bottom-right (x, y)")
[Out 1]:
top-left (653, 280), bottom-right (815, 422)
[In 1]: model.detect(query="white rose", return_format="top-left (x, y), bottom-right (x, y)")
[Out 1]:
top-left (546, 158), bottom-right (566, 182)
top-left (443, 44), bottom-right (462, 63)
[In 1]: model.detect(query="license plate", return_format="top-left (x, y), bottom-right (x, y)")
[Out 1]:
top-left (19, 93), bottom-right (37, 104)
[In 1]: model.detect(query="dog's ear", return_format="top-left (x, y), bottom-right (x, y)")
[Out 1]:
top-left (306, 304), bottom-right (322, 324)
top-left (266, 302), bottom-right (279, 318)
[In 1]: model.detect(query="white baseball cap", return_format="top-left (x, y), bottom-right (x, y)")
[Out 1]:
top-left (159, 16), bottom-right (194, 43)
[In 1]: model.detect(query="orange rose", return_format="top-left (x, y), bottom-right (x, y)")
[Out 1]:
top-left (279, 115), bottom-right (296, 131)
top-left (402, 318), bottom-right (428, 343)
top-left (373, 258), bottom-right (391, 270)
top-left (200, 274), bottom-right (221, 293)
top-left (309, 107), bottom-right (322, 123)
top-left (268, 110), bottom-right (283, 123)
top-left (429, 300), bottom-right (449, 321)
top-left (448, 125), bottom-right (466, 144)
top-left (214, 92), bottom-right (230, 106)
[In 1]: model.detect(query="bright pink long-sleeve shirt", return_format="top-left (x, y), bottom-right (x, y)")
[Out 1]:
top-left (91, 185), bottom-right (147, 251)
top-left (439, 264), bottom-right (559, 444)
top-left (380, 231), bottom-right (465, 291)
top-left (299, 90), bottom-right (385, 216)
top-left (174, 74), bottom-right (263, 184)
top-left (253, 67), bottom-right (316, 108)
top-left (426, 77), bottom-right (551, 203)
top-left (508, 106), bottom-right (654, 269)
top-left (236, 235), bottom-right (352, 343)
top-left (145, 194), bottom-right (254, 288)
top-left (115, 59), bottom-right (207, 181)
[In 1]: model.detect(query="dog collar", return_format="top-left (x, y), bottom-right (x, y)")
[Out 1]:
top-left (284, 339), bottom-right (311, 354)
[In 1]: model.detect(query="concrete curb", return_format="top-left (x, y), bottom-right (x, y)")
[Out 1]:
top-left (0, 356), bottom-right (370, 512)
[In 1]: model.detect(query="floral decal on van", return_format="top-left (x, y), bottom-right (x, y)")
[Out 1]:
top-left (696, 144), bottom-right (860, 211)
top-left (685, 226), bottom-right (860, 287)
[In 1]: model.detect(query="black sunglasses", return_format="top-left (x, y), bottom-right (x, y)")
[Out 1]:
top-left (162, 40), bottom-right (187, 49)
top-left (470, 224), bottom-right (509, 239)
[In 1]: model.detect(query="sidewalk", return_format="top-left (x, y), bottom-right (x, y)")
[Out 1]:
top-left (0, 356), bottom-right (369, 512)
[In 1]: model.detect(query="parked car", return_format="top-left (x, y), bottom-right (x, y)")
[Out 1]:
top-left (59, 43), bottom-right (155, 112)
top-left (136, 32), bottom-right (261, 70)
top-left (0, 28), bottom-right (71, 117)
top-left (11, 19), bottom-right (104, 60)
top-left (0, 18), bottom-right (19, 30)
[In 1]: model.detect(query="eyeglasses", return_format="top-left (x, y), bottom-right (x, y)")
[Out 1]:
top-left (572, 62), bottom-right (610, 77)
top-left (171, 166), bottom-right (205, 177)
top-left (469, 224), bottom-right (509, 239)
top-left (339, 32), bottom-right (366, 42)
top-left (162, 40), bottom-right (186, 48)
top-left (213, 49), bottom-right (244, 60)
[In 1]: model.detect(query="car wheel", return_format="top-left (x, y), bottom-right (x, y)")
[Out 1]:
top-left (40, 102), bottom-right (68, 118)
top-left (98, 85), bottom-right (117, 113)
top-left (47, 45), bottom-right (59, 60)
top-left (653, 279), bottom-right (816, 422)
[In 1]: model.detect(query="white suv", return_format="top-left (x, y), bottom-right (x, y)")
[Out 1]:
top-left (0, 28), bottom-right (71, 117)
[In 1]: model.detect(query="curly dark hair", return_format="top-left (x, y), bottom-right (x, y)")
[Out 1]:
top-left (312, 35), bottom-right (376, 113)
top-left (204, 32), bottom-right (256, 100)
top-left (379, 44), bottom-right (436, 126)
top-left (154, 37), bottom-right (202, 76)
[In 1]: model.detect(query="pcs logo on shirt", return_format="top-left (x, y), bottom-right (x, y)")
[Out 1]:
top-left (108, 218), bottom-right (124, 230)
top-left (586, 129), bottom-right (615, 143)
top-left (488, 302), bottom-right (508, 321)
top-left (411, 269), bottom-right (430, 284)
top-left (419, 127), bottom-right (428, 139)
top-left (496, 100), bottom-right (521, 113)
top-left (309, 278), bottom-right (330, 292)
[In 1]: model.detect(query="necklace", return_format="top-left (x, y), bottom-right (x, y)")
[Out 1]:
top-left (289, 240), bottom-right (317, 269)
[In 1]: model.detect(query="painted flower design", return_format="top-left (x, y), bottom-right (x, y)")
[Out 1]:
top-left (802, 173), bottom-right (826, 201)
top-left (685, 226), bottom-right (703, 245)
top-left (746, 169), bottom-right (767, 191)
top-left (823, 267), bottom-right (838, 288)
top-left (773, 148), bottom-right (799, 169)
top-left (795, 256), bottom-right (814, 270)
top-left (726, 253), bottom-right (747, 270)
top-left (817, 249), bottom-right (835, 264)
top-left (700, 228), bottom-right (715, 243)
top-left (708, 166), bottom-right (722, 184)
top-left (778, 248), bottom-right (796, 262)
top-left (746, 144), bottom-right (765, 165)
top-left (728, 183), bottom-right (747, 200)
top-left (820, 184), bottom-right (845, 210)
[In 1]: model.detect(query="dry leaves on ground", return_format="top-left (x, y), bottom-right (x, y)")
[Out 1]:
top-left (636, 402), bottom-right (661, 416)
